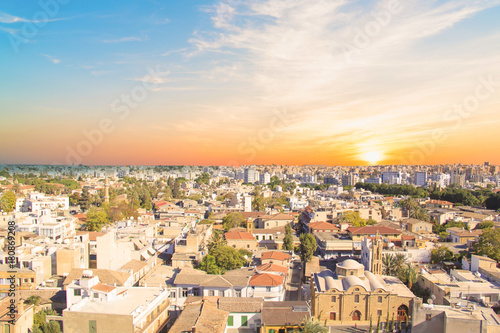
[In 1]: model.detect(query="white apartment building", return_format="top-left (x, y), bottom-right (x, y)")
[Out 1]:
top-left (16, 192), bottom-right (69, 213)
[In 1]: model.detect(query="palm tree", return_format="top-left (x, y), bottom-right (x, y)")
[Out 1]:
top-left (292, 318), bottom-right (328, 333)
top-left (403, 264), bottom-right (419, 289)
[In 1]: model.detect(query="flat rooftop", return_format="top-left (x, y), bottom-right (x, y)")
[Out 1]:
top-left (68, 287), bottom-right (164, 317)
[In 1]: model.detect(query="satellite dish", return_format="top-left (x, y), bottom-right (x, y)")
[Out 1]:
top-left (383, 238), bottom-right (389, 243)
top-left (431, 294), bottom-right (436, 300)
top-left (427, 299), bottom-right (433, 304)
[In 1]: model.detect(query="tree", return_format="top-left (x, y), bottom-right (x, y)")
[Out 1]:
top-left (299, 233), bottom-right (317, 262)
top-left (476, 220), bottom-right (494, 229)
top-left (0, 191), bottom-right (16, 212)
top-left (292, 317), bottom-right (328, 333)
top-left (431, 245), bottom-right (454, 264)
top-left (402, 264), bottom-right (419, 289)
top-left (199, 245), bottom-right (247, 274)
top-left (33, 309), bottom-right (62, 333)
top-left (376, 315), bottom-right (381, 333)
top-left (195, 172), bottom-right (211, 185)
top-left (340, 211), bottom-right (366, 227)
top-left (78, 188), bottom-right (91, 211)
top-left (283, 234), bottom-right (294, 251)
top-left (69, 192), bottom-right (80, 206)
top-left (222, 212), bottom-right (245, 231)
top-left (86, 207), bottom-right (109, 231)
top-left (25, 295), bottom-right (41, 306)
top-left (474, 228), bottom-right (500, 262)
top-left (207, 231), bottom-right (226, 251)
top-left (382, 253), bottom-right (406, 277)
top-left (369, 316), bottom-right (373, 333)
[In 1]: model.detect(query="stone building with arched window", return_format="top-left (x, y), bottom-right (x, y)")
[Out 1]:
top-left (310, 258), bottom-right (415, 326)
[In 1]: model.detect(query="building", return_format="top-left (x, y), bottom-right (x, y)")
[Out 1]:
top-left (308, 221), bottom-right (339, 234)
top-left (244, 168), bottom-right (259, 184)
top-left (311, 259), bottom-right (415, 325)
top-left (248, 273), bottom-right (285, 301)
top-left (63, 271), bottom-right (170, 333)
top-left (15, 192), bottom-right (69, 213)
top-left (382, 171), bottom-right (402, 185)
top-left (260, 301), bottom-right (310, 333)
top-left (0, 265), bottom-right (36, 297)
top-left (342, 174), bottom-right (360, 187)
top-left (255, 213), bottom-right (294, 229)
top-left (404, 218), bottom-right (433, 234)
top-left (415, 172), bottom-right (427, 187)
top-left (0, 298), bottom-right (34, 333)
top-left (225, 232), bottom-right (258, 251)
top-left (169, 297), bottom-right (229, 333)
top-left (446, 227), bottom-right (483, 243)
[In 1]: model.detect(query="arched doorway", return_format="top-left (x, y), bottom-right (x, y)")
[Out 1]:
top-left (352, 310), bottom-right (361, 321)
top-left (397, 304), bottom-right (409, 321)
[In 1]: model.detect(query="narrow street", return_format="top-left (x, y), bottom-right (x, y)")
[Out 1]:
top-left (285, 260), bottom-right (302, 301)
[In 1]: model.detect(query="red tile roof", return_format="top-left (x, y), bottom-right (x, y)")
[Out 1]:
top-left (308, 221), bottom-right (339, 231)
top-left (91, 283), bottom-right (116, 293)
top-left (224, 231), bottom-right (256, 241)
top-left (261, 251), bottom-right (291, 261)
top-left (260, 213), bottom-right (294, 221)
top-left (257, 263), bottom-right (288, 275)
top-left (249, 273), bottom-right (284, 286)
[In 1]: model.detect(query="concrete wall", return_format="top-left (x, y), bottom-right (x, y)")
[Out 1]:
top-left (63, 311), bottom-right (134, 333)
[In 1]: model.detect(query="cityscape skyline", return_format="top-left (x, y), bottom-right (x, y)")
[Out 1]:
top-left (1, 0), bottom-right (500, 165)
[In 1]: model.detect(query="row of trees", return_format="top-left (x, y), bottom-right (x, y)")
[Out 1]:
top-left (356, 183), bottom-right (429, 198)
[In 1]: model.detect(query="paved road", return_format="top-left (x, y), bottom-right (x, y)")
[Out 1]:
top-left (285, 260), bottom-right (302, 301)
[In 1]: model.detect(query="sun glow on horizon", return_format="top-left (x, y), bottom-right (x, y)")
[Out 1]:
top-left (363, 151), bottom-right (383, 165)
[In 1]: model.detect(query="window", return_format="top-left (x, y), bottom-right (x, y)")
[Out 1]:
top-left (235, 289), bottom-right (242, 297)
top-left (255, 235), bottom-right (259, 240)
top-left (331, 296), bottom-right (336, 302)
top-left (350, 271), bottom-right (354, 275)
top-left (227, 316), bottom-right (234, 326)
top-left (209, 290), bottom-right (215, 296)
top-left (378, 296), bottom-right (382, 303)
top-left (266, 287), bottom-right (271, 292)
top-left (193, 288), bottom-right (200, 296)
top-left (426, 314), bottom-right (432, 321)
top-left (169, 291), bottom-right (176, 298)
top-left (219, 290), bottom-right (224, 296)
top-left (242, 315), bottom-right (248, 327)
top-left (94, 293), bottom-right (98, 298)
top-left (269, 330), bottom-right (276, 333)
top-left (354, 295), bottom-right (360, 303)
top-left (269, 236), bottom-right (272, 240)
top-left (330, 312), bottom-right (336, 320)
top-left (377, 310), bottom-right (382, 317)
top-left (74, 289), bottom-right (81, 296)
top-left (182, 288), bottom-right (188, 297)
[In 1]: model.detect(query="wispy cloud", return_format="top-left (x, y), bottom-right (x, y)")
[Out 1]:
top-left (42, 54), bottom-right (61, 64)
top-left (180, 0), bottom-right (500, 159)
top-left (103, 35), bottom-right (148, 43)
top-left (0, 11), bottom-right (69, 24)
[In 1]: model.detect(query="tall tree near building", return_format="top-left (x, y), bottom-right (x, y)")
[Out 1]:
top-left (86, 207), bottom-right (109, 231)
top-left (222, 212), bottom-right (246, 231)
top-left (299, 233), bottom-right (317, 262)
top-left (78, 188), bottom-right (91, 211)
top-left (0, 191), bottom-right (16, 212)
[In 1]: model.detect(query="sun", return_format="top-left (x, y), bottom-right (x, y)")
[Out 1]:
top-left (363, 151), bottom-right (382, 165)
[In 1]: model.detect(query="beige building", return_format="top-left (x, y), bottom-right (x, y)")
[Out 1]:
top-left (255, 213), bottom-right (294, 229)
top-left (63, 274), bottom-right (170, 333)
top-left (225, 232), bottom-right (258, 251)
top-left (0, 298), bottom-right (34, 333)
top-left (404, 218), bottom-right (433, 234)
top-left (311, 259), bottom-right (415, 325)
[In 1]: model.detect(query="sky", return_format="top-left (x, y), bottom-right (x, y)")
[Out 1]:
top-left (1, 0), bottom-right (500, 166)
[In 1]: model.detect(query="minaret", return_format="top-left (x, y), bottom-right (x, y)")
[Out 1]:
top-left (104, 178), bottom-right (109, 203)
top-left (371, 231), bottom-right (383, 275)
top-left (246, 218), bottom-right (254, 233)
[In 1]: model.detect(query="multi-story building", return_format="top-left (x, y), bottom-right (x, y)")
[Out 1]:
top-left (63, 271), bottom-right (170, 333)
top-left (382, 171), bottom-right (402, 185)
top-left (415, 172), bottom-right (427, 187)
top-left (244, 168), bottom-right (259, 184)
top-left (15, 192), bottom-right (69, 213)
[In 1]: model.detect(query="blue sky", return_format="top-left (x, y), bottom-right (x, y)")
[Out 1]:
top-left (1, 0), bottom-right (500, 165)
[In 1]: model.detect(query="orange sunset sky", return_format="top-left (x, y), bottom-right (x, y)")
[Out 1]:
top-left (1, 1), bottom-right (500, 166)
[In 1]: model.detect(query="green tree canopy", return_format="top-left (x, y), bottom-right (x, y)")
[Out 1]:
top-left (474, 228), bottom-right (500, 262)
top-left (299, 233), bottom-right (317, 262)
top-left (222, 212), bottom-right (246, 231)
top-left (431, 245), bottom-right (455, 264)
top-left (86, 207), bottom-right (109, 231)
top-left (0, 191), bottom-right (16, 212)
top-left (199, 244), bottom-right (247, 274)
top-left (340, 211), bottom-right (366, 227)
